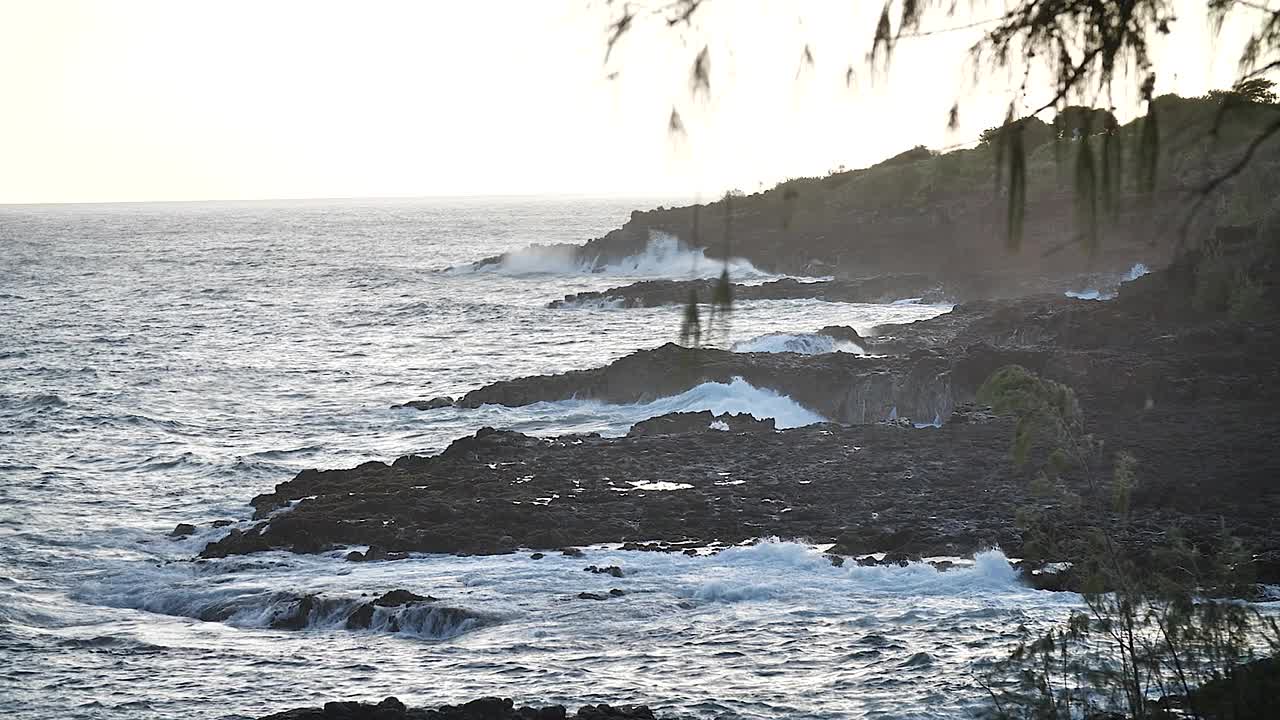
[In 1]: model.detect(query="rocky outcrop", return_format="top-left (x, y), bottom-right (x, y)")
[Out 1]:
top-left (199, 390), bottom-right (1280, 570)
top-left (456, 343), bottom-right (959, 426)
top-left (626, 411), bottom-right (775, 436)
top-left (550, 275), bottom-right (955, 309)
top-left (261, 696), bottom-right (661, 720)
top-left (256, 589), bottom-right (480, 636)
top-left (460, 239), bottom-right (1280, 437)
top-left (481, 97), bottom-right (1279, 283)
top-left (201, 412), bottom-right (1034, 559)
top-left (548, 272), bottom-right (1149, 310)
top-left (1152, 657), bottom-right (1280, 720)
top-left (205, 231), bottom-right (1280, 588)
top-left (392, 397), bottom-right (454, 411)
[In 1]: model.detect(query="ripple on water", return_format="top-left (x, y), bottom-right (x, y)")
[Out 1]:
top-left (3, 200), bottom-right (1011, 720)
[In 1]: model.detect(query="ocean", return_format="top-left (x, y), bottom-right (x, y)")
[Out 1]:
top-left (0, 197), bottom-right (1078, 719)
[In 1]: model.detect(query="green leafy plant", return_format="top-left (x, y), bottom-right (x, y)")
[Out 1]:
top-left (976, 365), bottom-right (1277, 720)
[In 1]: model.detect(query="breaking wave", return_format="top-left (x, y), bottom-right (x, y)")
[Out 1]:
top-left (73, 574), bottom-right (489, 640)
top-left (454, 231), bottom-right (772, 280)
top-left (731, 332), bottom-right (865, 355)
top-left (490, 377), bottom-right (827, 437)
top-left (1065, 262), bottom-right (1150, 301)
top-left (678, 542), bottom-right (1023, 604)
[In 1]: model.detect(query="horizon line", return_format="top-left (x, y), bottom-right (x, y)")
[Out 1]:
top-left (0, 190), bottom-right (706, 209)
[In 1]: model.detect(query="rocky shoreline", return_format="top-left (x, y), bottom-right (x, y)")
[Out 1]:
top-left (261, 696), bottom-right (662, 720)
top-left (195, 239), bottom-right (1280, 591)
top-left (545, 273), bottom-right (1115, 309)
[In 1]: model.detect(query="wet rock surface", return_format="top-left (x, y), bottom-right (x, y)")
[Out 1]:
top-left (203, 413), bottom-right (1030, 559)
top-left (456, 343), bottom-right (957, 425)
top-left (551, 275), bottom-right (958, 308)
top-left (261, 696), bottom-right (661, 720)
top-left (238, 587), bottom-right (481, 637)
top-left (547, 272), bottom-right (1143, 310)
top-left (392, 397), bottom-right (455, 411)
top-left (204, 244), bottom-right (1280, 585)
top-left (626, 411), bottom-right (775, 436)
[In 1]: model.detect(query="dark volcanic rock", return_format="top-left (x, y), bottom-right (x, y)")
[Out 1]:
top-left (547, 272), bottom-right (1147, 311)
top-left (246, 589), bottom-right (479, 636)
top-left (170, 523), bottom-right (197, 537)
top-left (457, 343), bottom-right (957, 425)
top-left (260, 696), bottom-right (660, 720)
top-left (550, 275), bottom-right (963, 309)
top-left (627, 411), bottom-right (775, 436)
top-left (205, 240), bottom-right (1280, 586)
top-left (202, 413), bottom-right (1033, 560)
top-left (392, 397), bottom-right (454, 411)
top-left (372, 589), bottom-right (435, 607)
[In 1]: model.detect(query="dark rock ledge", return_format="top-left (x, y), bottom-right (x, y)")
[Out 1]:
top-left (261, 696), bottom-right (661, 720)
top-left (546, 271), bottom-right (1133, 310)
top-left (201, 245), bottom-right (1280, 586)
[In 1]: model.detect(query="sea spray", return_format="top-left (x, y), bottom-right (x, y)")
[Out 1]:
top-left (454, 231), bottom-right (773, 280)
top-left (731, 332), bottom-right (866, 355)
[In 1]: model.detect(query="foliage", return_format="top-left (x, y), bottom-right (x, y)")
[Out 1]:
top-left (977, 365), bottom-right (1277, 720)
top-left (603, 1), bottom-right (1280, 251)
top-left (980, 118), bottom-right (1054, 152)
top-left (1207, 78), bottom-right (1279, 106)
top-left (1192, 223), bottom-right (1279, 317)
top-left (1234, 78), bottom-right (1278, 104)
top-left (880, 145), bottom-right (935, 167)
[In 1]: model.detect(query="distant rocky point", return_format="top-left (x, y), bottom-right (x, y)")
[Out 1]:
top-left (261, 696), bottom-right (662, 720)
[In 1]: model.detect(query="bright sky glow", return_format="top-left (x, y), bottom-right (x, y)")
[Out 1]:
top-left (0, 0), bottom-right (1263, 204)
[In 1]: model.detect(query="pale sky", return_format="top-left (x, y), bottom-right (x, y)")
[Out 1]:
top-left (0, 0), bottom-right (1264, 204)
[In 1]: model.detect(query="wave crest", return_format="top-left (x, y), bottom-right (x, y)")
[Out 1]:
top-left (454, 231), bottom-right (771, 279)
top-left (731, 332), bottom-right (864, 355)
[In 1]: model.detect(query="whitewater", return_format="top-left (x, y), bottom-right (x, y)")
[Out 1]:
top-left (1, 197), bottom-right (1075, 719)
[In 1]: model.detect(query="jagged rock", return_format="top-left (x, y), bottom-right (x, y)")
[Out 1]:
top-left (549, 275), bottom-right (965, 309)
top-left (372, 590), bottom-right (434, 607)
top-left (584, 565), bottom-right (623, 578)
top-left (343, 604), bottom-right (374, 630)
top-left (627, 411), bottom-right (775, 437)
top-left (261, 696), bottom-right (660, 720)
top-left (270, 595), bottom-right (318, 631)
top-left (200, 249), bottom-right (1280, 585)
top-left (882, 551), bottom-right (922, 567)
top-left (457, 343), bottom-right (958, 425)
top-left (170, 523), bottom-right (197, 537)
top-left (391, 396), bottom-right (454, 411)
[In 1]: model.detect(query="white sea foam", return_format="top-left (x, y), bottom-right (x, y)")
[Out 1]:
top-left (76, 541), bottom-right (1032, 639)
top-left (459, 231), bottom-right (772, 280)
top-left (1065, 288), bottom-right (1108, 300)
top-left (1122, 262), bottom-right (1150, 282)
top-left (571, 377), bottom-right (825, 434)
top-left (1065, 263), bottom-right (1151, 301)
top-left (731, 332), bottom-right (865, 355)
top-left (555, 297), bottom-right (628, 310)
top-left (677, 542), bottom-right (1024, 603)
top-left (72, 564), bottom-right (488, 640)
top-left (442, 377), bottom-right (824, 439)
